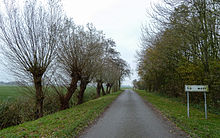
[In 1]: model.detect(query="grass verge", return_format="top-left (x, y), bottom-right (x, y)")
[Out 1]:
top-left (136, 90), bottom-right (220, 138)
top-left (0, 91), bottom-right (122, 137)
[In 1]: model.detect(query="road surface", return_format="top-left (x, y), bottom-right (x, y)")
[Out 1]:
top-left (80, 89), bottom-right (188, 138)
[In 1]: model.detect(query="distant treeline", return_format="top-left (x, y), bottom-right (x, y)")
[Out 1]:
top-left (0, 81), bottom-right (19, 86)
top-left (135, 0), bottom-right (219, 108)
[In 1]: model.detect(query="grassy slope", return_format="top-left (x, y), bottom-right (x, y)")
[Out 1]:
top-left (136, 90), bottom-right (220, 138)
top-left (0, 91), bottom-right (122, 137)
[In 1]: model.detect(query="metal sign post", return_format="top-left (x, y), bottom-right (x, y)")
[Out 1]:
top-left (185, 85), bottom-right (208, 119)
top-left (187, 91), bottom-right (189, 118)
top-left (204, 92), bottom-right (207, 119)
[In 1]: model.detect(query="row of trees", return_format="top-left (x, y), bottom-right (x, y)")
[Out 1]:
top-left (136, 0), bottom-right (219, 107)
top-left (0, 0), bottom-right (130, 119)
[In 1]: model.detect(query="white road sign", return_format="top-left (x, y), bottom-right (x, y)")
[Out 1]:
top-left (185, 85), bottom-right (208, 92)
top-left (185, 84), bottom-right (208, 119)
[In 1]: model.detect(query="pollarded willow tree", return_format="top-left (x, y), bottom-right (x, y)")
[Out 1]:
top-left (54, 18), bottom-right (130, 107)
top-left (54, 19), bottom-right (107, 108)
top-left (116, 58), bottom-right (131, 90)
top-left (95, 38), bottom-right (118, 96)
top-left (103, 50), bottom-right (130, 94)
top-left (76, 24), bottom-right (106, 105)
top-left (55, 17), bottom-right (131, 107)
top-left (0, 0), bottom-right (63, 118)
top-left (55, 19), bottom-right (82, 110)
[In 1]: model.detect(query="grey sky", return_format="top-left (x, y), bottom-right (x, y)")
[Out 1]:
top-left (0, 0), bottom-right (160, 85)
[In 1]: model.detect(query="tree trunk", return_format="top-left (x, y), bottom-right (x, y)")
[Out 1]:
top-left (149, 84), bottom-right (152, 92)
top-left (113, 85), bottom-right (117, 92)
top-left (33, 75), bottom-right (44, 119)
top-left (113, 82), bottom-right (119, 92)
top-left (77, 78), bottom-right (89, 105)
top-left (101, 83), bottom-right (106, 96)
top-left (96, 81), bottom-right (102, 97)
top-left (60, 96), bottom-right (69, 110)
top-left (118, 79), bottom-right (121, 90)
top-left (106, 83), bottom-right (113, 94)
top-left (60, 77), bottom-right (79, 110)
top-left (106, 83), bottom-right (110, 94)
top-left (108, 84), bottom-right (113, 94)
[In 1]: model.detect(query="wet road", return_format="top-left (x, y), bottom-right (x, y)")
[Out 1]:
top-left (80, 89), bottom-right (187, 138)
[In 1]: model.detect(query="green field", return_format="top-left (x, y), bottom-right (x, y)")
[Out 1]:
top-left (0, 85), bottom-right (127, 103)
top-left (136, 90), bottom-right (220, 138)
top-left (0, 91), bottom-right (122, 137)
top-left (0, 85), bottom-right (97, 102)
top-left (0, 86), bottom-right (24, 101)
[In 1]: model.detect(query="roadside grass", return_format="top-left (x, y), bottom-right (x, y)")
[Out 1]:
top-left (136, 90), bottom-right (220, 138)
top-left (150, 91), bottom-right (220, 115)
top-left (0, 91), bottom-right (122, 137)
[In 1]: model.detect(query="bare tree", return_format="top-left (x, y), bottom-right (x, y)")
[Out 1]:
top-left (132, 79), bottom-right (138, 90)
top-left (0, 0), bottom-right (62, 118)
top-left (97, 39), bottom-right (120, 94)
top-left (101, 41), bottom-right (131, 93)
top-left (76, 24), bottom-right (105, 104)
top-left (94, 39), bottom-right (116, 97)
top-left (117, 58), bottom-right (131, 90)
top-left (55, 19), bottom-right (81, 110)
top-left (105, 59), bottom-right (121, 94)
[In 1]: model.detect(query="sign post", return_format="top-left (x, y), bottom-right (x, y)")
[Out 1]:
top-left (204, 92), bottom-right (207, 119)
top-left (187, 91), bottom-right (189, 118)
top-left (185, 85), bottom-right (208, 119)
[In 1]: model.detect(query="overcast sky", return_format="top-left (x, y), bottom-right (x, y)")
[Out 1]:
top-left (0, 0), bottom-right (160, 85)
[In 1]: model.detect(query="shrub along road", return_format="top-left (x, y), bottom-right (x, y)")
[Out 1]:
top-left (80, 89), bottom-right (188, 138)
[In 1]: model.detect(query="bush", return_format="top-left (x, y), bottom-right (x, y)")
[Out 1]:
top-left (43, 92), bottom-right (60, 115)
top-left (0, 91), bottom-right (61, 130)
top-left (0, 98), bottom-right (34, 129)
top-left (0, 87), bottom-right (98, 130)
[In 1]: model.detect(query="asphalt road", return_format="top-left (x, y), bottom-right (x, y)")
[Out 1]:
top-left (80, 89), bottom-right (188, 138)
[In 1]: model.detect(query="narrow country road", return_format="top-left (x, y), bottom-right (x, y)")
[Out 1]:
top-left (80, 90), bottom-right (188, 138)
